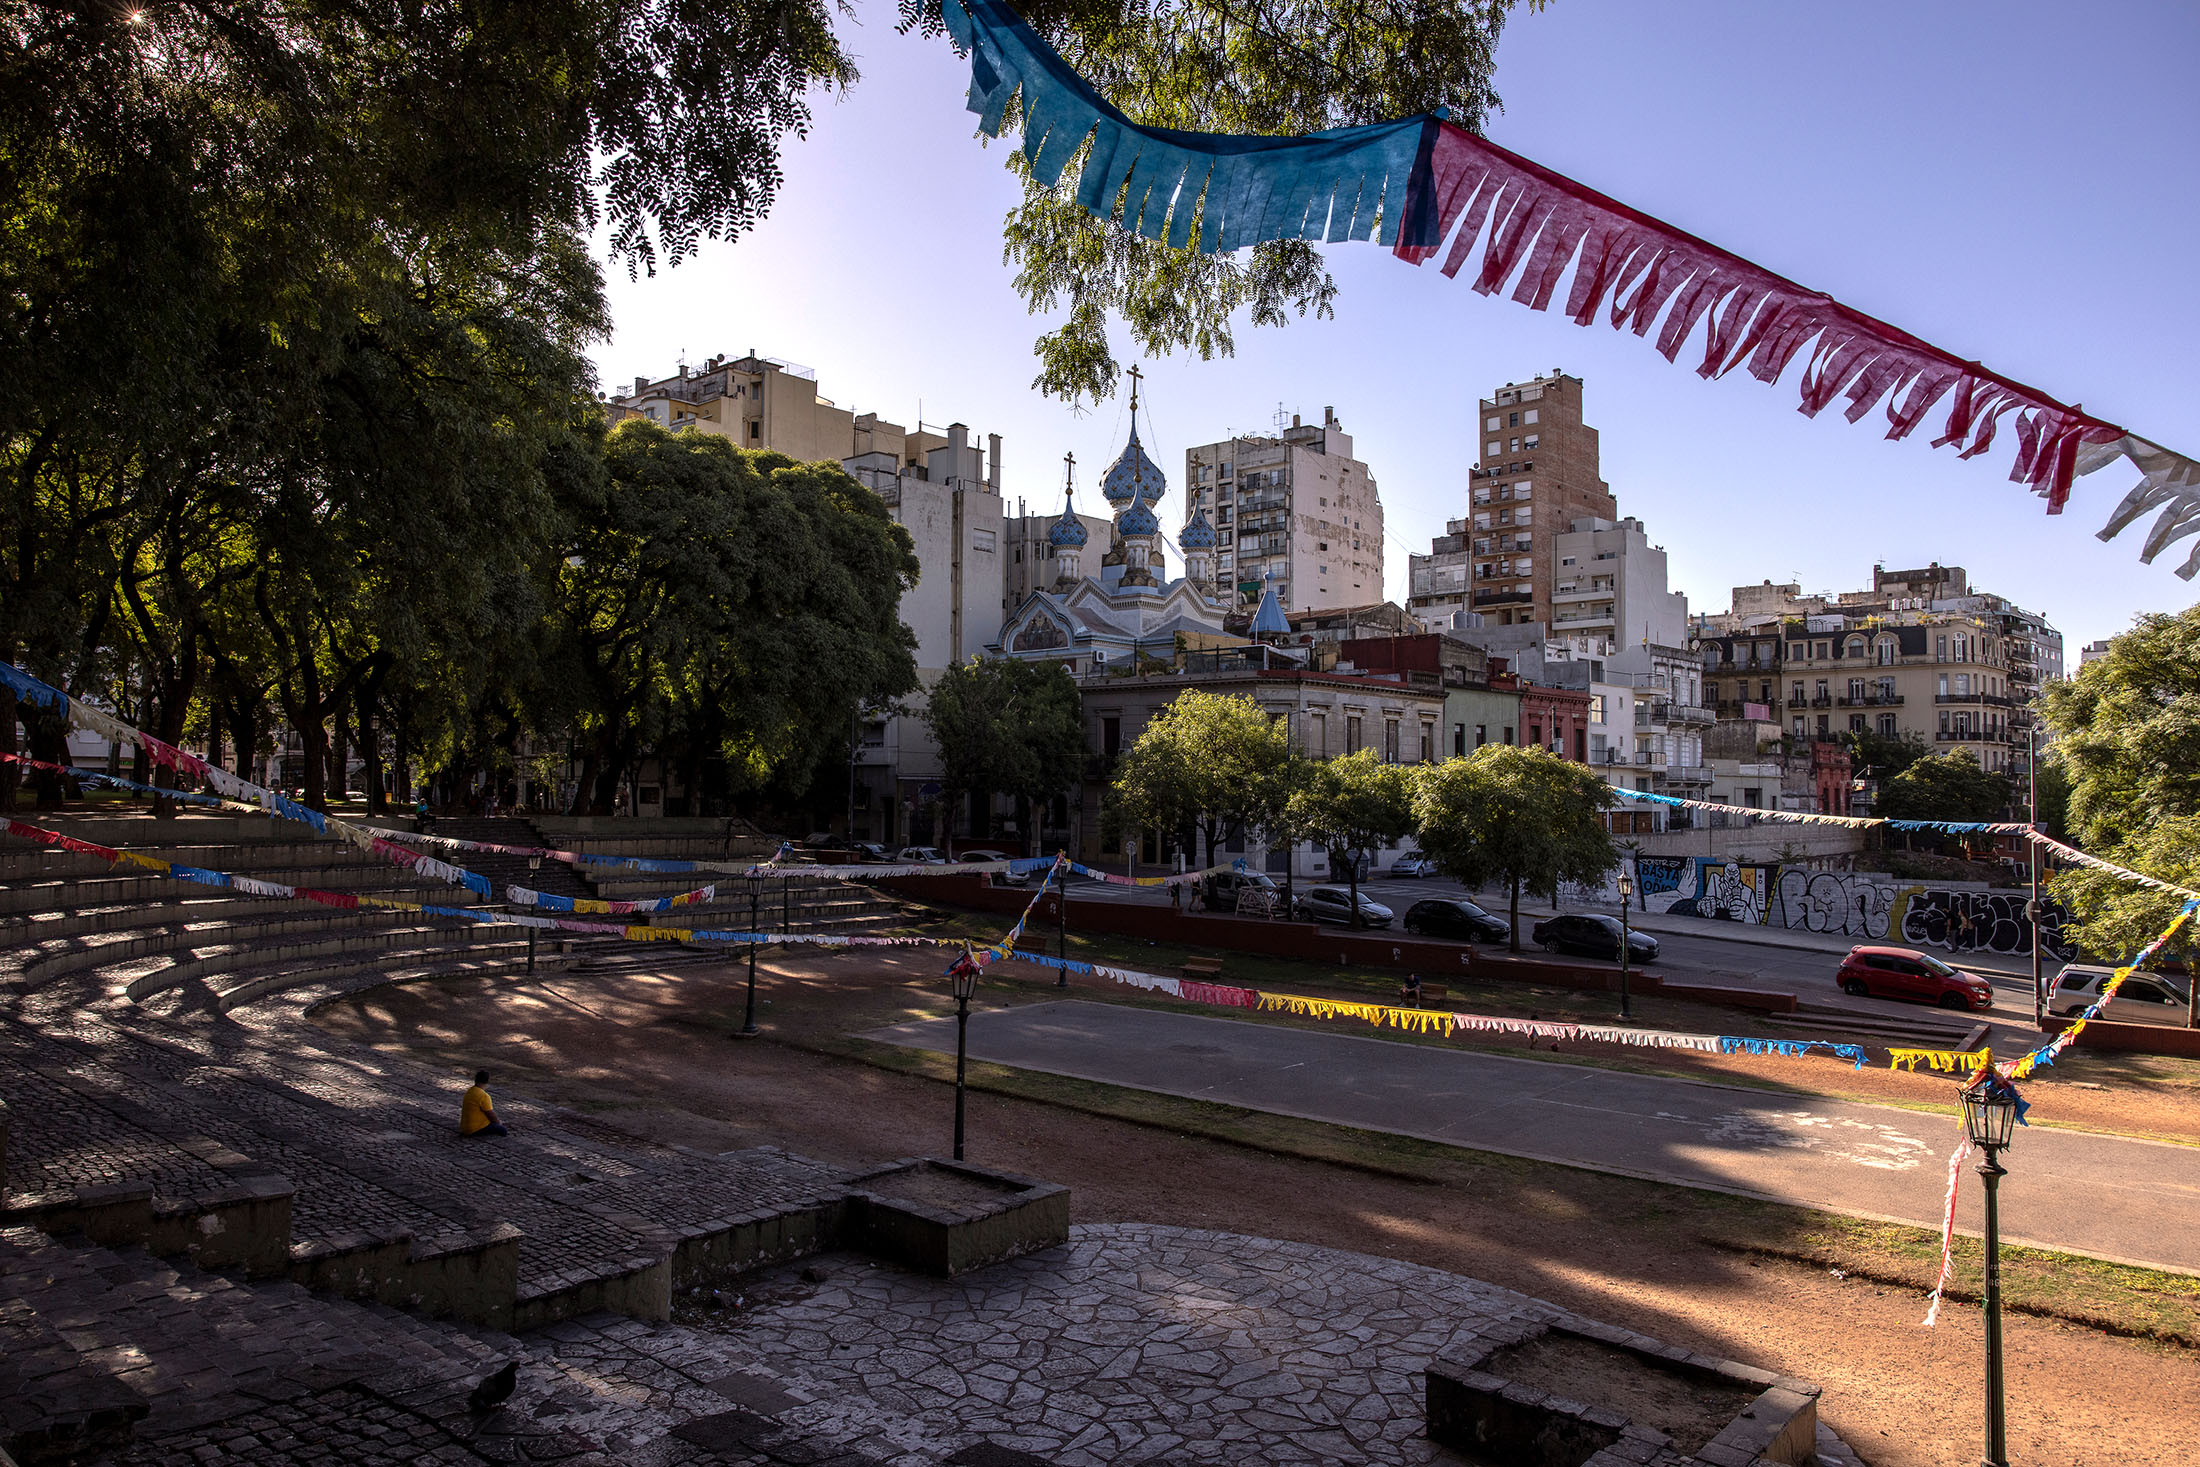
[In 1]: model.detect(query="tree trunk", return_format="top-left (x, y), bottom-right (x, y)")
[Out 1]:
top-left (1508, 874), bottom-right (1523, 953)
top-left (328, 721), bottom-right (348, 805)
top-left (355, 687), bottom-right (383, 815)
top-left (1346, 847), bottom-right (1362, 929)
top-left (26, 705), bottom-right (69, 810)
top-left (391, 712), bottom-right (413, 807)
top-left (298, 717), bottom-right (328, 811)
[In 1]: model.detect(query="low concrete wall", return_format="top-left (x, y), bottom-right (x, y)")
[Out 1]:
top-left (383, 1225), bottom-right (524, 1331)
top-left (1425, 1356), bottom-right (1627, 1466)
top-left (2043, 1016), bottom-right (2200, 1057)
top-left (513, 1256), bottom-right (672, 1332)
top-left (146, 1175), bottom-right (294, 1276)
top-left (842, 1159), bottom-right (1070, 1277)
top-left (883, 877), bottom-right (1796, 1014)
top-left (671, 1199), bottom-right (845, 1290)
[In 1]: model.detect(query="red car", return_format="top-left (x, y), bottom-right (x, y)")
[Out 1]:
top-left (1836, 946), bottom-right (1996, 1011)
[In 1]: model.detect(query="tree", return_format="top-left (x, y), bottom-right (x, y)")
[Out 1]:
top-left (2038, 607), bottom-right (2200, 966)
top-left (552, 422), bottom-right (918, 814)
top-left (1841, 728), bottom-right (1929, 783)
top-left (1872, 749), bottom-right (2015, 825)
top-left (1285, 749), bottom-right (1413, 927)
top-left (1413, 747), bottom-right (1617, 952)
top-left (900, 0), bottom-right (1528, 404)
top-left (925, 658), bottom-right (1085, 853)
top-left (1108, 691), bottom-right (1297, 871)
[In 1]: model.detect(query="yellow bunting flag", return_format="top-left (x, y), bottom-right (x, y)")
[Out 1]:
top-left (1259, 992), bottom-right (1387, 1024)
top-left (1888, 1047), bottom-right (1992, 1074)
top-left (624, 924), bottom-right (687, 943)
top-left (1380, 1007), bottom-right (1455, 1036)
top-left (117, 851), bottom-right (171, 873)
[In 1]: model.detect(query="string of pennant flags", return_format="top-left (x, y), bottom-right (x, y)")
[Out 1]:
top-left (1608, 787), bottom-right (2200, 904)
top-left (933, 0), bottom-right (2200, 574)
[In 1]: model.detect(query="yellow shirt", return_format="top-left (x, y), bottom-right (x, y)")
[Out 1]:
top-left (460, 1084), bottom-right (494, 1135)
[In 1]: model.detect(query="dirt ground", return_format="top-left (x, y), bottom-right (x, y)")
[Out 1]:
top-left (316, 948), bottom-right (2200, 1467)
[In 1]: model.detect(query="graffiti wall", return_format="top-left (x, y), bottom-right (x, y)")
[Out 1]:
top-left (1564, 860), bottom-right (2074, 960)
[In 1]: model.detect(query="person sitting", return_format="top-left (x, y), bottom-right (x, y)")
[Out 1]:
top-left (1401, 972), bottom-right (1423, 1006)
top-left (460, 1070), bottom-right (508, 1137)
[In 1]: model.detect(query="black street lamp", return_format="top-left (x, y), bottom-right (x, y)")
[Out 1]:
top-left (949, 946), bottom-right (980, 1161)
top-left (738, 876), bottom-right (763, 1037)
top-left (1615, 869), bottom-right (1635, 1021)
top-left (1963, 1071), bottom-right (2022, 1467)
top-left (526, 856), bottom-right (541, 976)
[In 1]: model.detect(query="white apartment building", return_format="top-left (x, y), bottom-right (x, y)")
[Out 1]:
top-left (1549, 517), bottom-right (1690, 655)
top-left (840, 424), bottom-right (1010, 847)
top-left (1183, 409), bottom-right (1384, 614)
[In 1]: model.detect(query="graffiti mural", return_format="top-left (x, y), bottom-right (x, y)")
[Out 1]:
top-left (1670, 859), bottom-right (1776, 923)
top-left (1772, 869), bottom-right (1897, 940)
top-left (1635, 856), bottom-right (1687, 898)
top-left (1901, 889), bottom-right (2076, 961)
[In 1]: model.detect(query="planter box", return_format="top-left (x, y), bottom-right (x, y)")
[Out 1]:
top-left (842, 1158), bottom-right (1068, 1277)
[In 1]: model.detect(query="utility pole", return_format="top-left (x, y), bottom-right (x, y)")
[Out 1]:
top-left (2028, 723), bottom-right (2044, 1029)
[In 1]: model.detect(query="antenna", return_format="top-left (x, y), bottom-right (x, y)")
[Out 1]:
top-left (1272, 402), bottom-right (1289, 435)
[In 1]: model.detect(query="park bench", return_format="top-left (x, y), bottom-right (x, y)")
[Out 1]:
top-left (1181, 956), bottom-right (1225, 982)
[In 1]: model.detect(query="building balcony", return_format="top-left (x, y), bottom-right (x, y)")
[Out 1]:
top-left (1809, 695), bottom-right (1834, 708)
top-left (1552, 584), bottom-right (1614, 603)
top-left (1837, 694), bottom-right (1904, 707)
top-left (1553, 609), bottom-right (1616, 628)
top-left (1934, 693), bottom-right (2013, 706)
top-left (1660, 765), bottom-right (1714, 786)
top-left (1933, 730), bottom-right (2006, 743)
top-left (1654, 702), bottom-right (1714, 725)
top-left (1472, 590), bottom-right (1534, 607)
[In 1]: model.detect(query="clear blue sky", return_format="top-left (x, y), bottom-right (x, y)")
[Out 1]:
top-left (589, 0), bottom-right (2199, 651)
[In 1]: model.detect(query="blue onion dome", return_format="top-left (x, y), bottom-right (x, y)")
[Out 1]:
top-left (1101, 427), bottom-right (1167, 507)
top-left (1118, 499), bottom-right (1161, 537)
top-left (1048, 497), bottom-right (1089, 547)
top-left (1178, 506), bottom-right (1216, 550)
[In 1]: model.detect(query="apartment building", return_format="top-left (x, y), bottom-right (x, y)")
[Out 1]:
top-left (610, 351), bottom-right (955, 467)
top-left (1183, 409), bottom-right (1384, 614)
top-left (1695, 563), bottom-right (2057, 779)
top-left (1408, 372), bottom-right (1620, 630)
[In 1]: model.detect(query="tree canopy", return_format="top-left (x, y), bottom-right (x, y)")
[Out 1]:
top-left (1107, 690), bottom-right (1297, 865)
top-left (902, 0), bottom-right (1530, 403)
top-left (925, 657), bottom-right (1086, 851)
top-left (2039, 607), bottom-right (2200, 964)
top-left (1284, 749), bottom-right (1413, 925)
top-left (1412, 746), bottom-right (1616, 951)
top-left (1871, 749), bottom-right (2015, 825)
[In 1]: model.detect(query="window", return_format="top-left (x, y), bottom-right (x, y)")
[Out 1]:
top-left (1487, 441), bottom-right (1502, 457)
top-left (1474, 724), bottom-right (1488, 747)
top-left (1385, 719), bottom-right (1401, 762)
top-left (1589, 693), bottom-right (1607, 721)
top-left (1514, 482), bottom-right (1532, 499)
top-left (1516, 556), bottom-right (1533, 574)
top-left (1814, 642), bottom-right (1829, 659)
top-left (1876, 639), bottom-right (1896, 665)
top-left (1514, 505), bottom-right (1532, 523)
top-left (1452, 722), bottom-right (1466, 756)
top-left (972, 528), bottom-right (996, 552)
top-left (1529, 724), bottom-right (1543, 749)
top-left (1848, 678), bottom-right (1864, 701)
top-left (1309, 711), bottom-right (1327, 756)
top-left (1817, 714), bottom-right (1830, 735)
top-left (1101, 717), bottom-right (1121, 755)
top-left (1936, 635), bottom-right (1947, 660)
top-left (1955, 673), bottom-right (1970, 696)
top-left (1508, 437), bottom-right (1521, 452)
top-left (1346, 715), bottom-right (1363, 752)
top-left (1485, 415), bottom-right (1501, 432)
top-left (747, 421), bottom-right (761, 441)
top-left (1791, 681), bottom-right (1806, 704)
top-left (1524, 409), bottom-right (1538, 424)
top-left (1937, 674), bottom-right (1949, 696)
top-left (1850, 714), bottom-right (1866, 732)
top-left (1508, 411), bottom-right (1519, 426)
top-left (1815, 679), bottom-right (1829, 701)
top-left (1503, 726), bottom-right (1515, 745)
top-left (1878, 712), bottom-right (1897, 737)
top-left (1952, 633), bottom-right (1971, 662)
top-left (1524, 434), bottom-right (1539, 449)
top-left (1760, 680), bottom-right (1773, 701)
top-left (1875, 677), bottom-right (1895, 700)
top-left (1789, 641), bottom-right (1804, 660)
top-left (1846, 636), bottom-right (1865, 658)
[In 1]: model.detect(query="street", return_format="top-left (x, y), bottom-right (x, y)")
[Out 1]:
top-left (869, 1000), bottom-right (2200, 1274)
top-left (1063, 868), bottom-right (2057, 1036)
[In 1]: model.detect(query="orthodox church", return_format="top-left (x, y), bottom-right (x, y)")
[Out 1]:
top-left (992, 379), bottom-right (1229, 673)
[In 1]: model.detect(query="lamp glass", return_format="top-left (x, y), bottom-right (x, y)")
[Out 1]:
top-left (1962, 1085), bottom-right (2018, 1150)
top-left (950, 967), bottom-right (979, 1002)
top-left (1616, 872), bottom-right (1635, 898)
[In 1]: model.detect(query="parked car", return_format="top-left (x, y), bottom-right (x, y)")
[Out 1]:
top-left (2050, 963), bottom-right (2191, 1022)
top-left (895, 846), bottom-right (947, 864)
top-left (1294, 886), bottom-right (1393, 928)
top-left (1200, 869), bottom-right (1280, 913)
top-left (850, 843), bottom-right (891, 863)
top-left (955, 849), bottom-right (1014, 864)
top-left (1530, 913), bottom-right (1658, 963)
top-left (1385, 854), bottom-right (1435, 878)
top-left (1404, 898), bottom-right (1509, 943)
top-left (1834, 946), bottom-right (1994, 1010)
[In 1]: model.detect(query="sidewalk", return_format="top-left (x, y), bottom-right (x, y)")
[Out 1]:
top-left (868, 1001), bottom-right (2200, 1274)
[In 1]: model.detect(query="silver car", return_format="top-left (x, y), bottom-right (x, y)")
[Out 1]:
top-left (1294, 886), bottom-right (1394, 928)
top-left (2050, 964), bottom-right (2190, 1022)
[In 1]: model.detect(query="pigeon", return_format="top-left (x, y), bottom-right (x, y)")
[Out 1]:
top-left (468, 1360), bottom-right (518, 1413)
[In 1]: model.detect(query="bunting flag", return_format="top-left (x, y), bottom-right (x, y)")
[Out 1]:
top-left (933, 0), bottom-right (2200, 573)
top-left (1888, 1047), bottom-right (1994, 1075)
top-left (1921, 1131), bottom-right (1978, 1328)
top-left (0, 752), bottom-right (235, 809)
top-left (1999, 900), bottom-right (2197, 1081)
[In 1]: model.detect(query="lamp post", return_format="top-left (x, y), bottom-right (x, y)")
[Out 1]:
top-left (2027, 722), bottom-right (2045, 1028)
top-left (949, 947), bottom-right (980, 1160)
top-left (1055, 855), bottom-right (1069, 990)
top-left (739, 877), bottom-right (763, 1037)
top-left (1615, 869), bottom-right (1636, 1021)
top-left (525, 856), bottom-right (541, 976)
top-left (1963, 1071), bottom-right (2021, 1467)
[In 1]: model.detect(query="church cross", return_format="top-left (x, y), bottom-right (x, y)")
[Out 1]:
top-left (1124, 363), bottom-right (1143, 412)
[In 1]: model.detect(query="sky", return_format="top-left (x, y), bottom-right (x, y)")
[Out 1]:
top-left (588, 0), bottom-right (2200, 653)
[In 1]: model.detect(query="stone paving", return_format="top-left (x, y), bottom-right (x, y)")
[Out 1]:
top-left (0, 820), bottom-right (1866, 1465)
